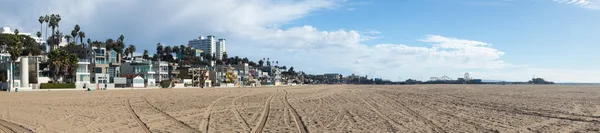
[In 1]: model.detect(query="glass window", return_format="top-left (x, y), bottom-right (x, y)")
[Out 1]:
top-left (78, 65), bottom-right (88, 73)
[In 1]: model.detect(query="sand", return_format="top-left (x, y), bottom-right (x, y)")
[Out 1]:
top-left (1, 84), bottom-right (600, 132)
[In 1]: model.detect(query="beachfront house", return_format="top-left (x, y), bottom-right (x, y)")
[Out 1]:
top-left (63, 45), bottom-right (92, 89)
top-left (89, 45), bottom-right (110, 88)
top-left (153, 61), bottom-right (169, 82)
top-left (260, 66), bottom-right (282, 86)
top-left (121, 57), bottom-right (156, 87)
top-left (108, 50), bottom-right (121, 83)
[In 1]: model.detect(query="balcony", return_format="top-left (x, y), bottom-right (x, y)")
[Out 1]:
top-left (78, 59), bottom-right (90, 63)
top-left (95, 53), bottom-right (105, 57)
top-left (95, 60), bottom-right (107, 64)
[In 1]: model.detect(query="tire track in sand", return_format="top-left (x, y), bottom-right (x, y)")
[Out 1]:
top-left (200, 94), bottom-right (232, 133)
top-left (350, 89), bottom-right (405, 132)
top-left (0, 118), bottom-right (33, 133)
top-left (283, 90), bottom-right (309, 133)
top-left (231, 92), bottom-right (258, 133)
top-left (142, 98), bottom-right (200, 133)
top-left (370, 90), bottom-right (446, 133)
top-left (125, 99), bottom-right (151, 133)
top-left (251, 90), bottom-right (279, 133)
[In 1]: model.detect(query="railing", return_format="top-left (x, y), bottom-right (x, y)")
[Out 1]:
top-left (78, 59), bottom-right (89, 62)
top-left (95, 53), bottom-right (105, 56)
top-left (96, 60), bottom-right (107, 64)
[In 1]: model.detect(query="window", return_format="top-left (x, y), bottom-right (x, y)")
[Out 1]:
top-left (79, 75), bottom-right (89, 81)
top-left (95, 67), bottom-right (103, 73)
top-left (135, 66), bottom-right (150, 73)
top-left (109, 51), bottom-right (117, 63)
top-left (96, 58), bottom-right (106, 64)
top-left (78, 65), bottom-right (88, 73)
top-left (108, 67), bottom-right (116, 77)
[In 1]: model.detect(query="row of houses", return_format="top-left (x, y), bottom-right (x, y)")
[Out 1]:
top-left (1, 45), bottom-right (285, 90)
top-left (1, 27), bottom-right (287, 90)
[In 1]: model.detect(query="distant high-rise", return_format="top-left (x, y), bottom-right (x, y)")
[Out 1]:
top-left (188, 35), bottom-right (226, 60)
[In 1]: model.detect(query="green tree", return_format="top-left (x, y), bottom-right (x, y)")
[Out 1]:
top-left (44, 15), bottom-right (49, 40)
top-left (13, 29), bottom-right (19, 35)
top-left (78, 31), bottom-right (85, 45)
top-left (36, 31), bottom-right (42, 39)
top-left (19, 35), bottom-right (41, 56)
top-left (38, 16), bottom-right (44, 37)
top-left (173, 46), bottom-right (180, 55)
top-left (128, 44), bottom-right (136, 59)
top-left (179, 45), bottom-right (186, 53)
top-left (105, 38), bottom-right (115, 51)
top-left (222, 52), bottom-right (228, 62)
top-left (48, 14), bottom-right (61, 50)
top-left (71, 30), bottom-right (78, 43)
top-left (258, 60), bottom-right (264, 67)
top-left (156, 43), bottom-right (163, 59)
top-left (164, 46), bottom-right (172, 62)
top-left (7, 33), bottom-right (23, 88)
top-left (114, 35), bottom-right (125, 56)
top-left (48, 49), bottom-right (78, 83)
top-left (242, 57), bottom-right (249, 64)
top-left (124, 47), bottom-right (131, 60)
top-left (152, 54), bottom-right (159, 61)
top-left (65, 35), bottom-right (72, 43)
top-left (143, 50), bottom-right (149, 60)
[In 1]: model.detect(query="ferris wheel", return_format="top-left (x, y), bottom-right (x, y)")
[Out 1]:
top-left (464, 73), bottom-right (471, 81)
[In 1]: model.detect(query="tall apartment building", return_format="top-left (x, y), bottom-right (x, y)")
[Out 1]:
top-left (188, 35), bottom-right (226, 60)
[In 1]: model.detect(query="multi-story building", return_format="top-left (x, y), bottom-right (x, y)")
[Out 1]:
top-left (63, 45), bottom-right (91, 88)
top-left (216, 39), bottom-right (226, 60)
top-left (188, 35), bottom-right (226, 60)
top-left (89, 45), bottom-right (109, 84)
top-left (121, 57), bottom-right (156, 87)
top-left (153, 61), bottom-right (169, 82)
top-left (107, 49), bottom-right (121, 83)
top-left (260, 66), bottom-right (282, 85)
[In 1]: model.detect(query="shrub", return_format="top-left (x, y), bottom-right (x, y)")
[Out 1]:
top-left (160, 80), bottom-right (172, 88)
top-left (40, 83), bottom-right (76, 89)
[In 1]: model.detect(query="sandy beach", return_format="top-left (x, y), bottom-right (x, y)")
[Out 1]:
top-left (1, 85), bottom-right (600, 132)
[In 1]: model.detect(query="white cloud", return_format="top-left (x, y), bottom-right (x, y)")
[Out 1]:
top-left (0, 0), bottom-right (597, 82)
top-left (554, 0), bottom-right (600, 9)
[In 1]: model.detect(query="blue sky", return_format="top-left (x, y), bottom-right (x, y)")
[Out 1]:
top-left (1, 0), bottom-right (600, 82)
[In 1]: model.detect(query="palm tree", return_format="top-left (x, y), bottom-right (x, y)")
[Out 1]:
top-left (143, 50), bottom-right (149, 60)
top-left (7, 31), bottom-right (23, 89)
top-left (44, 15), bottom-right (49, 40)
top-left (124, 47), bottom-right (130, 60)
top-left (71, 30), bottom-right (78, 44)
top-left (78, 31), bottom-right (85, 45)
top-left (115, 35), bottom-right (125, 56)
top-left (156, 43), bottom-right (163, 57)
top-left (87, 38), bottom-right (91, 46)
top-left (128, 44), bottom-right (136, 59)
top-left (36, 31), bottom-right (42, 39)
top-left (38, 16), bottom-right (44, 38)
top-left (164, 46), bottom-right (172, 62)
top-left (105, 38), bottom-right (115, 51)
top-left (173, 46), bottom-right (179, 55)
top-left (74, 24), bottom-right (80, 33)
top-left (64, 35), bottom-right (72, 43)
top-left (179, 45), bottom-right (186, 53)
top-left (66, 53), bottom-right (78, 83)
top-left (48, 14), bottom-right (57, 50)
